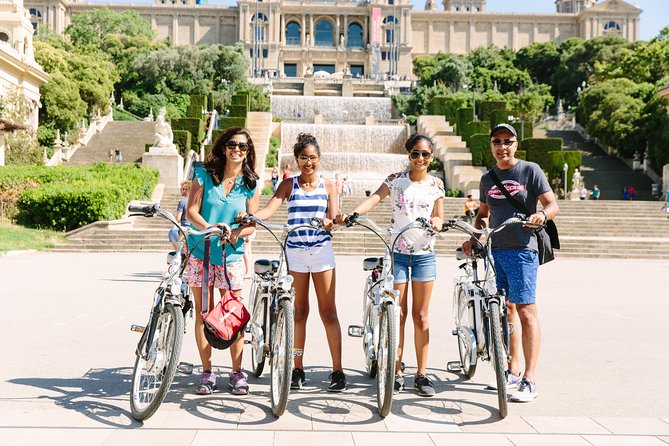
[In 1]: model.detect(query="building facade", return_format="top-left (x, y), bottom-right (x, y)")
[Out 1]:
top-left (24, 0), bottom-right (641, 78)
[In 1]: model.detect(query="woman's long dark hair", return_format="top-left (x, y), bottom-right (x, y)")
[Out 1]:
top-left (205, 127), bottom-right (258, 190)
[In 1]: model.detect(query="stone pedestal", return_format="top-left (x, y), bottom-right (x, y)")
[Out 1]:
top-left (304, 77), bottom-right (315, 96)
top-left (314, 111), bottom-right (324, 124)
top-left (342, 78), bottom-right (353, 97)
top-left (365, 111), bottom-right (376, 125)
top-left (142, 146), bottom-right (183, 187)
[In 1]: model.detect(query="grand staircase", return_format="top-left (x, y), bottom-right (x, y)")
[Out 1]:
top-left (67, 121), bottom-right (156, 165)
top-left (51, 193), bottom-right (669, 259)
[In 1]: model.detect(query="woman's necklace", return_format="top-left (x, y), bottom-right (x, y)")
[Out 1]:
top-left (299, 175), bottom-right (318, 187)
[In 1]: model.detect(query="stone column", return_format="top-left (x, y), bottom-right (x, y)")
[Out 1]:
top-left (301, 14), bottom-right (306, 46)
top-left (309, 15), bottom-right (314, 46)
top-left (172, 14), bottom-right (179, 46)
top-left (194, 15), bottom-right (199, 45)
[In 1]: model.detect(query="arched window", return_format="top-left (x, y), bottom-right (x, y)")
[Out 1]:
top-left (286, 21), bottom-right (301, 45)
top-left (315, 20), bottom-right (334, 46)
top-left (251, 13), bottom-right (268, 42)
top-left (347, 23), bottom-right (363, 48)
top-left (603, 21), bottom-right (621, 32)
top-left (383, 16), bottom-right (398, 45)
top-left (29, 8), bottom-right (41, 30)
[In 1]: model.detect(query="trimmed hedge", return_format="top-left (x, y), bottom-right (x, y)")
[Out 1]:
top-left (469, 133), bottom-right (496, 168)
top-left (231, 92), bottom-right (250, 108)
top-left (456, 107), bottom-right (474, 136)
top-left (508, 121), bottom-right (534, 140)
top-left (489, 109), bottom-right (511, 129)
top-left (218, 117), bottom-right (248, 131)
top-left (521, 138), bottom-right (563, 169)
top-left (516, 150), bottom-right (527, 160)
top-left (172, 118), bottom-right (205, 145)
top-left (463, 120), bottom-right (490, 146)
top-left (6, 164), bottom-right (158, 231)
top-left (185, 105), bottom-right (202, 119)
top-left (546, 150), bottom-right (583, 182)
top-left (191, 95), bottom-right (208, 112)
top-left (431, 96), bottom-right (448, 116)
top-left (173, 130), bottom-right (192, 157)
top-left (229, 105), bottom-right (247, 118)
top-left (478, 101), bottom-right (507, 123)
top-left (266, 136), bottom-right (280, 168)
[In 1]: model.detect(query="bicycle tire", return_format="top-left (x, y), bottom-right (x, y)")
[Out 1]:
top-left (376, 303), bottom-right (396, 417)
top-left (249, 289), bottom-right (267, 378)
top-left (489, 300), bottom-right (508, 418)
top-left (364, 305), bottom-right (378, 378)
top-left (130, 303), bottom-right (184, 421)
top-left (270, 298), bottom-right (294, 417)
top-left (457, 288), bottom-right (477, 379)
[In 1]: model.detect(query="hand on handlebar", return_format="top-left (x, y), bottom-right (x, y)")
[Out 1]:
top-left (461, 238), bottom-right (477, 257)
top-left (430, 216), bottom-right (444, 233)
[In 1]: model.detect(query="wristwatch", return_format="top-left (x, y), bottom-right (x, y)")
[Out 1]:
top-left (539, 210), bottom-right (548, 220)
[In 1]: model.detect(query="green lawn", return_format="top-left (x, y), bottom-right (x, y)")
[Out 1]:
top-left (0, 222), bottom-right (66, 253)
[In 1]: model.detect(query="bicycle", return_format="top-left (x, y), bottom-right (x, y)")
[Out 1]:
top-left (343, 213), bottom-right (437, 417)
top-left (127, 203), bottom-right (226, 421)
top-left (239, 215), bottom-right (332, 416)
top-left (444, 216), bottom-right (543, 418)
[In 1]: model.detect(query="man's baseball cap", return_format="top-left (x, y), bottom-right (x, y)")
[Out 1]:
top-left (490, 123), bottom-right (517, 138)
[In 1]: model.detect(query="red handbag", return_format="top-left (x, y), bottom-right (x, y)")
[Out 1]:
top-left (201, 239), bottom-right (250, 350)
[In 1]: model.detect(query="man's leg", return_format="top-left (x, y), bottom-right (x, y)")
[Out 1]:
top-left (516, 303), bottom-right (541, 382)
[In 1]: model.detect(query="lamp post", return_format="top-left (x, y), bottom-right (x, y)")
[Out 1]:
top-left (507, 114), bottom-right (524, 141)
top-left (563, 163), bottom-right (569, 200)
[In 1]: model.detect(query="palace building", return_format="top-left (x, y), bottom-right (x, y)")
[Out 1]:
top-left (23, 0), bottom-right (641, 78)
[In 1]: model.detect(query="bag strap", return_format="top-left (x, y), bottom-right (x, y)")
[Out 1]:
top-left (201, 238), bottom-right (211, 315)
top-left (488, 168), bottom-right (532, 216)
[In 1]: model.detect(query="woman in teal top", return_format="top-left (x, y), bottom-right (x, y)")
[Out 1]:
top-left (186, 127), bottom-right (259, 396)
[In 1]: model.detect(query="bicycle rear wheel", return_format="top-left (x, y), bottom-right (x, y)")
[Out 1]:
top-left (456, 288), bottom-right (477, 379)
top-left (489, 300), bottom-right (508, 418)
top-left (376, 303), bottom-right (396, 418)
top-left (270, 298), bottom-right (294, 416)
top-left (249, 290), bottom-right (267, 378)
top-left (130, 303), bottom-right (184, 421)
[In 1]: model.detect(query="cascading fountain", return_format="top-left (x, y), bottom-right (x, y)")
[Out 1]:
top-left (271, 96), bottom-right (393, 123)
top-left (280, 122), bottom-right (410, 193)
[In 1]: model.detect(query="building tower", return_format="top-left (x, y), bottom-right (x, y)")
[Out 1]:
top-left (442, 0), bottom-right (486, 12)
top-left (555, 0), bottom-right (597, 13)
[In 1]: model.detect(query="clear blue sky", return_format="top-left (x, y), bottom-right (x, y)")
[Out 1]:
top-left (100, 0), bottom-right (666, 41)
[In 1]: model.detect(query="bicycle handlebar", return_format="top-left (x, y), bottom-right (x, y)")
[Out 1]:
top-left (128, 203), bottom-right (230, 239)
top-left (443, 216), bottom-right (545, 238)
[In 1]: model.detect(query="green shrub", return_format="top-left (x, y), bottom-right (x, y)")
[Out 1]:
top-left (469, 134), bottom-right (496, 168)
top-left (545, 150), bottom-right (582, 182)
top-left (185, 105), bottom-right (202, 118)
top-left (431, 96), bottom-right (448, 116)
top-left (229, 105), bottom-right (247, 118)
top-left (231, 92), bottom-right (250, 108)
top-left (266, 136), bottom-right (280, 168)
top-left (478, 101), bottom-right (507, 123)
top-left (508, 121), bottom-right (534, 140)
top-left (173, 130), bottom-right (192, 157)
top-left (190, 95), bottom-right (207, 112)
top-left (6, 164), bottom-right (158, 231)
top-left (490, 109), bottom-right (511, 128)
top-left (428, 157), bottom-right (444, 172)
top-left (218, 117), bottom-right (248, 131)
top-left (172, 118), bottom-right (204, 144)
top-left (456, 107), bottom-right (474, 136)
top-left (463, 120), bottom-right (490, 146)
top-left (521, 138), bottom-right (562, 170)
top-left (445, 188), bottom-right (462, 197)
top-left (516, 150), bottom-right (527, 160)
top-left (261, 185), bottom-right (274, 195)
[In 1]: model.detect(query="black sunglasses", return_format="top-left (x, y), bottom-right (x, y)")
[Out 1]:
top-left (491, 139), bottom-right (517, 147)
top-left (410, 150), bottom-right (432, 160)
top-left (225, 140), bottom-right (249, 152)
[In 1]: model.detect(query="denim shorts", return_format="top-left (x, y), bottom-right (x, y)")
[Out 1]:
top-left (168, 227), bottom-right (179, 243)
top-left (286, 242), bottom-right (336, 273)
top-left (492, 249), bottom-right (538, 305)
top-left (392, 252), bottom-right (437, 284)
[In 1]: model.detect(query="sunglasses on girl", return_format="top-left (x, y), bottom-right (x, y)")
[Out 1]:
top-left (410, 150), bottom-right (433, 160)
top-left (225, 140), bottom-right (249, 152)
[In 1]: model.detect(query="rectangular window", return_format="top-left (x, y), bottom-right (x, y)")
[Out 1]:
top-left (350, 65), bottom-right (364, 76)
top-left (381, 51), bottom-right (387, 60)
top-left (284, 63), bottom-right (297, 77)
top-left (262, 49), bottom-right (268, 58)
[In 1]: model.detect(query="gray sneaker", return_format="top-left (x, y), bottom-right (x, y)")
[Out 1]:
top-left (414, 374), bottom-right (435, 397)
top-left (510, 378), bottom-right (538, 402)
top-left (486, 371), bottom-right (523, 391)
top-left (394, 374), bottom-right (404, 393)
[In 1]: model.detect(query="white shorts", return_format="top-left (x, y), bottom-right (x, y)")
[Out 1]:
top-left (286, 242), bottom-right (336, 273)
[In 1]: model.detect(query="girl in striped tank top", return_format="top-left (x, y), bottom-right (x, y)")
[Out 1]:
top-left (243, 133), bottom-right (346, 392)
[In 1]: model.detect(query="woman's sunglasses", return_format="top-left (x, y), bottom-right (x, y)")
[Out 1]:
top-left (410, 150), bottom-right (432, 160)
top-left (225, 140), bottom-right (249, 152)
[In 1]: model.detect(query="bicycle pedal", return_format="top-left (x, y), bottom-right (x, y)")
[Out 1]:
top-left (446, 361), bottom-right (462, 372)
top-left (130, 325), bottom-right (145, 333)
top-left (347, 325), bottom-right (364, 337)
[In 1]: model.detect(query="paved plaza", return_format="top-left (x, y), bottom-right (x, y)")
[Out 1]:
top-left (1, 251), bottom-right (668, 445)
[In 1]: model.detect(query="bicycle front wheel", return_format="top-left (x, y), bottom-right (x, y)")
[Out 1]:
top-left (457, 288), bottom-right (477, 379)
top-left (376, 303), bottom-right (397, 417)
top-left (489, 300), bottom-right (508, 418)
top-left (130, 303), bottom-right (184, 421)
top-left (249, 291), bottom-right (267, 378)
top-left (270, 298), bottom-right (294, 417)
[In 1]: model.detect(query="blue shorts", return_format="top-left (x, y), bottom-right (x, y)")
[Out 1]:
top-left (492, 249), bottom-right (538, 305)
top-left (168, 227), bottom-right (179, 243)
top-left (392, 252), bottom-right (436, 284)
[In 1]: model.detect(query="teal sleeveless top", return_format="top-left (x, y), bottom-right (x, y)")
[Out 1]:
top-left (188, 166), bottom-right (256, 265)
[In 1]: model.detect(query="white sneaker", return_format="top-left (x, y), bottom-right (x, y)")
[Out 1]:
top-left (486, 371), bottom-right (522, 390)
top-left (510, 378), bottom-right (538, 402)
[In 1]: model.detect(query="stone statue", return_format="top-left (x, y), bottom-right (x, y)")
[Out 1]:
top-left (154, 109), bottom-right (175, 149)
top-left (425, 0), bottom-right (437, 11)
top-left (339, 34), bottom-right (345, 47)
top-left (572, 168), bottom-right (582, 190)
